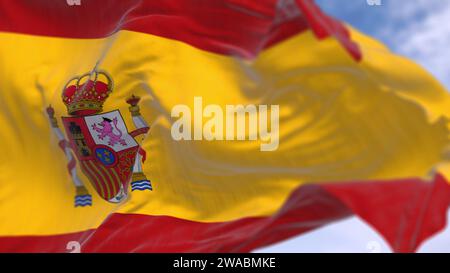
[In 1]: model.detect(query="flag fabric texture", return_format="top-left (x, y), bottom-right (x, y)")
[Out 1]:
top-left (1, 0), bottom-right (450, 253)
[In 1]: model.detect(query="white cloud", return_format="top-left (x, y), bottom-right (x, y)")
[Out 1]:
top-left (382, 0), bottom-right (450, 88)
top-left (385, 0), bottom-right (447, 20)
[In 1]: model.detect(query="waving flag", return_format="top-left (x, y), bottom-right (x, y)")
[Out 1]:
top-left (1, 0), bottom-right (450, 253)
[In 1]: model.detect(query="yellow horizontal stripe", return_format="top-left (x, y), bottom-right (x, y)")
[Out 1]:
top-left (0, 28), bottom-right (449, 236)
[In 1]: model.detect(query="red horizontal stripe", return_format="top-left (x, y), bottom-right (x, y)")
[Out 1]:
top-left (0, 0), bottom-right (360, 59)
top-left (0, 174), bottom-right (449, 253)
top-left (323, 174), bottom-right (450, 252)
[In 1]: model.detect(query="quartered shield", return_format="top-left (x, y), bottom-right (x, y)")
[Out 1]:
top-left (62, 110), bottom-right (139, 202)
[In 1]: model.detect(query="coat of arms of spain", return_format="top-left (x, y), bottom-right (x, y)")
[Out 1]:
top-left (46, 70), bottom-right (152, 207)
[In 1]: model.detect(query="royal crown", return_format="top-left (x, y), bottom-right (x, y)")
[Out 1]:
top-left (62, 70), bottom-right (113, 116)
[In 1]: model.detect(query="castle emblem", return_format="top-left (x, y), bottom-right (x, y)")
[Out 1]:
top-left (46, 70), bottom-right (152, 207)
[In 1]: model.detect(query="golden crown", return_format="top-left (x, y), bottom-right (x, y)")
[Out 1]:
top-left (62, 70), bottom-right (113, 116)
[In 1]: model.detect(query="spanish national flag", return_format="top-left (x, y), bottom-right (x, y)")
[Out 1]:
top-left (1, 0), bottom-right (450, 253)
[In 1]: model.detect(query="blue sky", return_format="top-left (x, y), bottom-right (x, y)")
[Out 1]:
top-left (317, 0), bottom-right (450, 88)
top-left (257, 0), bottom-right (450, 253)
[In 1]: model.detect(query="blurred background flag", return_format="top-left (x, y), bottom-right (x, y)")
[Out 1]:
top-left (0, 0), bottom-right (450, 253)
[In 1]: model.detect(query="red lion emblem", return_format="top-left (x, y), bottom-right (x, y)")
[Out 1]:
top-left (91, 117), bottom-right (126, 147)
